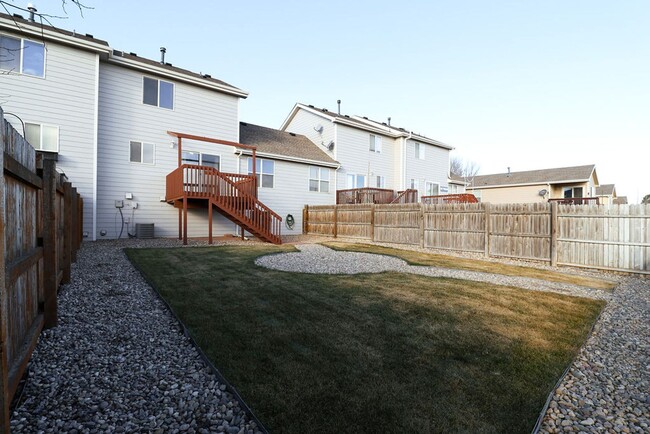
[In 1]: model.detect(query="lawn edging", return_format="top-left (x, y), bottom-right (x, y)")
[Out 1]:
top-left (531, 306), bottom-right (606, 434)
top-left (124, 248), bottom-right (269, 434)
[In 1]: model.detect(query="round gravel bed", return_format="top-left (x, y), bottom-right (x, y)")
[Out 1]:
top-left (256, 244), bottom-right (612, 300)
top-left (11, 239), bottom-right (263, 434)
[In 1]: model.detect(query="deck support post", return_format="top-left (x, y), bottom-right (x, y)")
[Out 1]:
top-left (178, 207), bottom-right (182, 240)
top-left (183, 197), bottom-right (188, 245)
top-left (208, 202), bottom-right (213, 245)
top-left (241, 225), bottom-right (245, 240)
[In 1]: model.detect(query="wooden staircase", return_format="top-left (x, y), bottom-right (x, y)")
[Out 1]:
top-left (166, 164), bottom-right (282, 244)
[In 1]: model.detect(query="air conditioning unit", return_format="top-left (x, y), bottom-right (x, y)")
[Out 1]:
top-left (135, 223), bottom-right (155, 239)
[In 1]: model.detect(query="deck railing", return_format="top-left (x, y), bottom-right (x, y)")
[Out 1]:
top-left (391, 189), bottom-right (419, 204)
top-left (548, 197), bottom-right (600, 205)
top-left (421, 193), bottom-right (479, 204)
top-left (166, 164), bottom-right (281, 244)
top-left (336, 187), bottom-right (396, 204)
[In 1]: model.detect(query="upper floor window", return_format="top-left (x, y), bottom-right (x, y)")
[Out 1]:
top-left (143, 76), bottom-right (174, 109)
top-left (415, 142), bottom-right (425, 160)
top-left (248, 157), bottom-right (274, 188)
top-left (130, 141), bottom-right (155, 164)
top-left (347, 174), bottom-right (365, 189)
top-left (0, 35), bottom-right (45, 77)
top-left (182, 151), bottom-right (220, 170)
top-left (25, 122), bottom-right (58, 152)
top-left (309, 167), bottom-right (330, 192)
top-left (369, 134), bottom-right (382, 153)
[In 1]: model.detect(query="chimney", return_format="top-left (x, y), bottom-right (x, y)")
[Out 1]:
top-left (160, 47), bottom-right (166, 64)
top-left (27, 3), bottom-right (37, 21)
top-left (337, 99), bottom-right (341, 115)
top-left (388, 117), bottom-right (391, 127)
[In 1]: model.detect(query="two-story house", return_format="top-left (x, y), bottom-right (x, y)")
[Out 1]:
top-left (280, 103), bottom-right (454, 202)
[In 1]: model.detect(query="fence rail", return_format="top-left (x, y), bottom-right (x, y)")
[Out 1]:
top-left (303, 202), bottom-right (650, 274)
top-left (1, 108), bottom-right (82, 432)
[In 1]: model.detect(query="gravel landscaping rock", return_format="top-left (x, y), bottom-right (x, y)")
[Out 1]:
top-left (256, 244), bottom-right (612, 300)
top-left (10, 238), bottom-right (263, 433)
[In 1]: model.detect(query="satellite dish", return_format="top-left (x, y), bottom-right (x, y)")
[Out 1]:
top-left (314, 124), bottom-right (324, 133)
top-left (539, 189), bottom-right (548, 197)
top-left (327, 140), bottom-right (335, 151)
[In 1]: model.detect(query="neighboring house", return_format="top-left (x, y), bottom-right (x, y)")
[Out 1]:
top-left (280, 103), bottom-right (453, 200)
top-left (467, 165), bottom-right (600, 204)
top-left (595, 184), bottom-right (617, 205)
top-left (613, 196), bottom-right (628, 205)
top-left (238, 122), bottom-right (339, 234)
top-left (448, 173), bottom-right (468, 194)
top-left (0, 13), bottom-right (268, 240)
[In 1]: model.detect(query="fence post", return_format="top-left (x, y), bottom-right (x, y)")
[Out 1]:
top-left (62, 182), bottom-right (72, 284)
top-left (419, 203), bottom-right (425, 248)
top-left (0, 134), bottom-right (10, 433)
top-left (333, 205), bottom-right (338, 238)
top-left (550, 201), bottom-right (558, 266)
top-left (303, 205), bottom-right (309, 235)
top-left (70, 189), bottom-right (78, 261)
top-left (484, 203), bottom-right (491, 258)
top-left (370, 204), bottom-right (375, 242)
top-left (42, 157), bottom-right (58, 329)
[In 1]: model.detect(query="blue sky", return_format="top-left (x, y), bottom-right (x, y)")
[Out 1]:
top-left (14, 0), bottom-right (650, 201)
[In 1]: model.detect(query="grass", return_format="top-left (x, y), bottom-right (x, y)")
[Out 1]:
top-left (323, 241), bottom-right (617, 291)
top-left (126, 245), bottom-right (605, 433)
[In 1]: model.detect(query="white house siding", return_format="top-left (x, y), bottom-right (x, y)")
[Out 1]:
top-left (404, 139), bottom-right (450, 198)
top-left (334, 125), bottom-right (395, 191)
top-left (96, 63), bottom-right (242, 239)
top-left (239, 158), bottom-right (335, 235)
top-left (0, 34), bottom-right (98, 236)
top-left (283, 109), bottom-right (335, 160)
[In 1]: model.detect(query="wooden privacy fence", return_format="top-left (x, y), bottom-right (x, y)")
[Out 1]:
top-left (304, 202), bottom-right (650, 274)
top-left (1, 109), bottom-right (82, 432)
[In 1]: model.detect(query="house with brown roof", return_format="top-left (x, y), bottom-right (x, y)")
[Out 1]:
top-left (466, 165), bottom-right (600, 204)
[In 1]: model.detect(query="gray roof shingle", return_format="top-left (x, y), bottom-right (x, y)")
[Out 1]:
top-left (471, 165), bottom-right (596, 188)
top-left (595, 184), bottom-right (615, 196)
top-left (239, 122), bottom-right (338, 166)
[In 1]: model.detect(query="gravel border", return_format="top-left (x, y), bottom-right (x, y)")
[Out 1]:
top-left (11, 239), bottom-right (265, 434)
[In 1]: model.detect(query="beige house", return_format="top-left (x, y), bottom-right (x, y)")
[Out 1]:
top-left (467, 164), bottom-right (600, 204)
top-left (595, 184), bottom-right (618, 205)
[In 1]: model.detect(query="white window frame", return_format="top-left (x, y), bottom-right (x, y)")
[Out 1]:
top-left (369, 134), bottom-right (382, 153)
top-left (409, 178), bottom-right (418, 191)
top-left (425, 181), bottom-right (439, 197)
top-left (129, 140), bottom-right (155, 165)
top-left (25, 122), bottom-right (59, 152)
top-left (376, 175), bottom-right (386, 189)
top-left (182, 150), bottom-right (221, 170)
top-left (248, 157), bottom-right (274, 188)
top-left (142, 76), bottom-right (175, 110)
top-left (347, 174), bottom-right (366, 189)
top-left (415, 142), bottom-right (425, 160)
top-left (309, 166), bottom-right (330, 193)
top-left (0, 34), bottom-right (46, 77)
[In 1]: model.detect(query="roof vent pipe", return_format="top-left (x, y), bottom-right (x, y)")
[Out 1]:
top-left (160, 47), bottom-right (166, 64)
top-left (27, 3), bottom-right (37, 21)
top-left (507, 167), bottom-right (511, 177)
top-left (337, 99), bottom-right (341, 115)
top-left (388, 117), bottom-right (391, 127)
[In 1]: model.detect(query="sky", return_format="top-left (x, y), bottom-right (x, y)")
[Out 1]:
top-left (9, 0), bottom-right (650, 202)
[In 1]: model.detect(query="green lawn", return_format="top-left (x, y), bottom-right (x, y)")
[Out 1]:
top-left (126, 245), bottom-right (605, 434)
top-left (323, 241), bottom-right (617, 291)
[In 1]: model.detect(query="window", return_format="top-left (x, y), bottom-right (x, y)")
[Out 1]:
top-left (143, 76), bottom-right (174, 109)
top-left (309, 167), bottom-right (330, 192)
top-left (409, 178), bottom-right (418, 191)
top-left (376, 175), bottom-right (386, 188)
top-left (415, 142), bottom-right (425, 160)
top-left (369, 134), bottom-right (382, 153)
top-left (248, 158), bottom-right (274, 188)
top-left (425, 182), bottom-right (439, 196)
top-left (182, 151), bottom-right (220, 170)
top-left (563, 187), bottom-right (583, 198)
top-left (0, 35), bottom-right (45, 77)
top-left (130, 141), bottom-right (155, 164)
top-left (347, 174), bottom-right (366, 189)
top-left (25, 123), bottom-right (58, 152)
